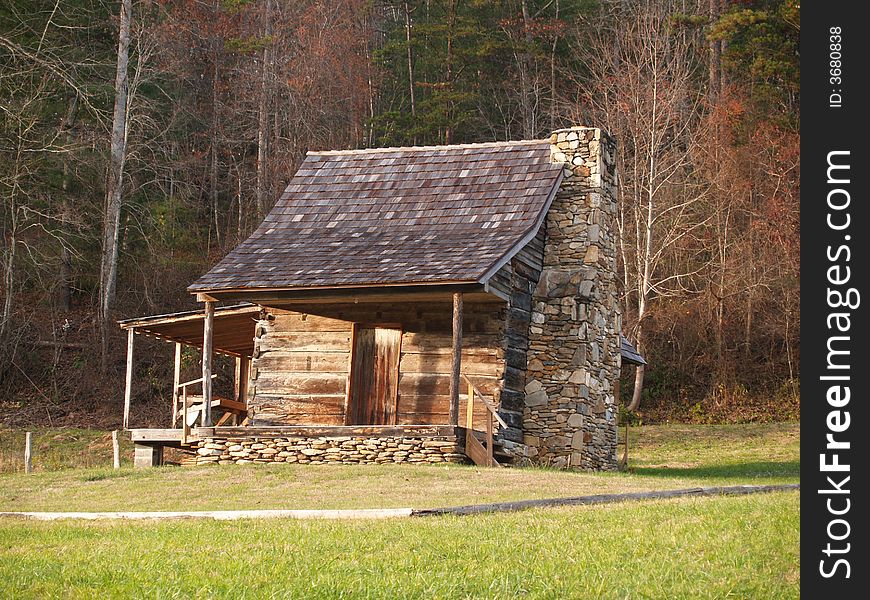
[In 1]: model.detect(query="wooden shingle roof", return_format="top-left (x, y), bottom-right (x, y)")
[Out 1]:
top-left (189, 140), bottom-right (562, 293)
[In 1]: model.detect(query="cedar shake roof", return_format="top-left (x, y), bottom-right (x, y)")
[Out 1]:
top-left (189, 140), bottom-right (563, 293)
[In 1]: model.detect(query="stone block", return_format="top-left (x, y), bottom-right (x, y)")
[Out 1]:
top-left (133, 444), bottom-right (163, 468)
top-left (524, 379), bottom-right (543, 394)
top-left (525, 389), bottom-right (549, 407)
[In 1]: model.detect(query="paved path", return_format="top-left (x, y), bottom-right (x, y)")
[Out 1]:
top-left (0, 483), bottom-right (798, 522)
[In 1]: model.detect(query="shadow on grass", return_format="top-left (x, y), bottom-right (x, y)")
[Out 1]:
top-left (631, 461), bottom-right (800, 480)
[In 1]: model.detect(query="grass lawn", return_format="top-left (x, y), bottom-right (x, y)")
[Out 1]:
top-left (0, 422), bottom-right (799, 512)
top-left (0, 428), bottom-right (136, 473)
top-left (0, 422), bottom-right (800, 598)
top-left (0, 492), bottom-right (799, 599)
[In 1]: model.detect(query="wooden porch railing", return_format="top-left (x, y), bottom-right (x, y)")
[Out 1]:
top-left (174, 374), bottom-right (216, 444)
top-left (462, 374), bottom-right (506, 468)
top-left (174, 375), bottom-right (249, 444)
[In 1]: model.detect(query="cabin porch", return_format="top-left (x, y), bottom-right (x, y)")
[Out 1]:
top-left (120, 289), bottom-right (510, 468)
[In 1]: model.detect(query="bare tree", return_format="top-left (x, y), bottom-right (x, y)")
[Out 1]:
top-left (569, 0), bottom-right (709, 410)
top-left (255, 0), bottom-right (273, 219)
top-left (99, 0), bottom-right (133, 371)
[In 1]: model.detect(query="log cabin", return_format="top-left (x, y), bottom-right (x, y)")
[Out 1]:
top-left (120, 126), bottom-right (645, 469)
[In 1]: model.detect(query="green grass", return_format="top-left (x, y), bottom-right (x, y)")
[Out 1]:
top-left (0, 423), bottom-right (799, 512)
top-left (0, 428), bottom-right (136, 473)
top-left (0, 422), bottom-right (801, 598)
top-left (628, 421), bottom-right (800, 480)
top-left (0, 492), bottom-right (799, 599)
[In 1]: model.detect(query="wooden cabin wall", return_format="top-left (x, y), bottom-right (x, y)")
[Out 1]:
top-left (248, 303), bottom-right (505, 427)
top-left (490, 224), bottom-right (546, 443)
top-left (249, 310), bottom-right (352, 425)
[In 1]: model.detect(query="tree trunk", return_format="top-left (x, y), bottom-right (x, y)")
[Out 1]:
top-left (1, 144), bottom-right (21, 342)
top-left (59, 94), bottom-right (79, 312)
top-left (209, 0), bottom-right (221, 250)
top-left (404, 0), bottom-right (416, 132)
top-left (627, 315), bottom-right (645, 412)
top-left (444, 0), bottom-right (457, 145)
top-left (549, 0), bottom-right (560, 130)
top-left (99, 0), bottom-right (132, 372)
top-left (210, 60), bottom-right (220, 249)
top-left (708, 0), bottom-right (721, 102)
top-left (519, 0), bottom-right (536, 138)
top-left (255, 0), bottom-right (271, 219)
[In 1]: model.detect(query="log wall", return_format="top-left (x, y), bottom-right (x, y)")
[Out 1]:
top-left (490, 224), bottom-right (547, 445)
top-left (248, 303), bottom-right (505, 426)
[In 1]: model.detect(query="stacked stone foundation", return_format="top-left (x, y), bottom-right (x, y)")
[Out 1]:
top-left (192, 436), bottom-right (467, 466)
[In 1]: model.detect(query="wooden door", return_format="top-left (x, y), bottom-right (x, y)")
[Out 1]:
top-left (348, 326), bottom-right (402, 425)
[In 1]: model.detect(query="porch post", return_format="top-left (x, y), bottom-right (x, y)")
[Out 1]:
top-left (171, 342), bottom-right (182, 428)
top-left (449, 292), bottom-right (463, 426)
top-left (201, 300), bottom-right (214, 426)
top-left (123, 328), bottom-right (134, 429)
top-left (233, 356), bottom-right (241, 401)
top-left (236, 355), bottom-right (250, 404)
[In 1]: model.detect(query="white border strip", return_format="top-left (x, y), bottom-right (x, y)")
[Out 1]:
top-left (0, 508), bottom-right (413, 521)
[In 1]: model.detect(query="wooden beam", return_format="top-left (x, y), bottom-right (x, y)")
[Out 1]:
top-left (195, 424), bottom-right (459, 439)
top-left (123, 328), bottom-right (134, 429)
top-left (343, 323), bottom-right (359, 425)
top-left (485, 411), bottom-right (495, 467)
top-left (236, 355), bottom-right (250, 404)
top-left (466, 380), bottom-right (474, 430)
top-left (199, 284), bottom-right (497, 306)
top-left (233, 356), bottom-right (242, 401)
top-left (201, 300), bottom-right (214, 426)
top-left (172, 342), bottom-right (182, 428)
top-left (448, 292), bottom-right (463, 426)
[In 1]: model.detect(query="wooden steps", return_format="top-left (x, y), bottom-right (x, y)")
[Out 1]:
top-left (464, 430), bottom-right (511, 468)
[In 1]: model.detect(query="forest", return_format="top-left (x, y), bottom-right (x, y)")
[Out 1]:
top-left (0, 0), bottom-right (799, 427)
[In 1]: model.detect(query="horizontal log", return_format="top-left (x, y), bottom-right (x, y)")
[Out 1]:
top-left (264, 301), bottom-right (498, 322)
top-left (252, 413), bottom-right (345, 426)
top-left (130, 429), bottom-right (183, 442)
top-left (397, 395), bottom-right (488, 422)
top-left (398, 372), bottom-right (500, 397)
top-left (502, 365), bottom-right (526, 392)
top-left (396, 410), bottom-right (488, 429)
top-left (512, 258), bottom-right (543, 281)
top-left (398, 352), bottom-right (500, 376)
top-left (396, 413), bottom-right (451, 426)
top-left (256, 331), bottom-right (352, 352)
top-left (253, 353), bottom-right (350, 373)
top-left (398, 333), bottom-right (500, 353)
top-left (264, 313), bottom-right (352, 333)
top-left (503, 346), bottom-right (528, 371)
top-left (253, 372), bottom-right (348, 395)
top-left (196, 424), bottom-right (461, 438)
top-left (250, 394), bottom-right (346, 415)
top-left (505, 306), bottom-right (531, 333)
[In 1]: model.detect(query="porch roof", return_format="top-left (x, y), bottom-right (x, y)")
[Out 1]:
top-left (620, 335), bottom-right (647, 366)
top-left (118, 304), bottom-right (260, 358)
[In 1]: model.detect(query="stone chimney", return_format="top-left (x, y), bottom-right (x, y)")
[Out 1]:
top-left (522, 127), bottom-right (621, 470)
